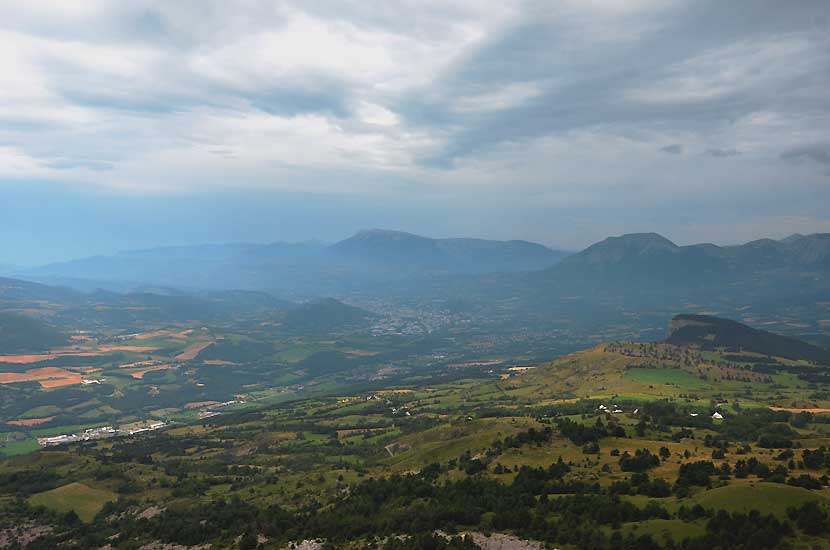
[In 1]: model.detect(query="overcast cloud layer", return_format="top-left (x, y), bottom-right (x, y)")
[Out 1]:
top-left (1, 0), bottom-right (829, 264)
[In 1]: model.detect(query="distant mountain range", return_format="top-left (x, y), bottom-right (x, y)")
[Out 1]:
top-left (331, 229), bottom-right (563, 270)
top-left (548, 232), bottom-right (830, 281)
top-left (23, 230), bottom-right (830, 297)
top-left (19, 229), bottom-right (568, 294)
top-left (532, 232), bottom-right (830, 300)
top-left (6, 230), bottom-right (830, 346)
top-left (0, 275), bottom-right (293, 333)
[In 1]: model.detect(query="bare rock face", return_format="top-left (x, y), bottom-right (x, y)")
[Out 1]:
top-left (460, 532), bottom-right (546, 550)
top-left (138, 543), bottom-right (211, 550)
top-left (0, 523), bottom-right (53, 548)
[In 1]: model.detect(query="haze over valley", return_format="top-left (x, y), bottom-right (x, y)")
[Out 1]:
top-left (2, 1), bottom-right (830, 549)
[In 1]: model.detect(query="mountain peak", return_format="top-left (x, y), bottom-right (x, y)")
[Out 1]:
top-left (349, 228), bottom-right (427, 240)
top-left (612, 232), bottom-right (678, 247)
top-left (582, 232), bottom-right (679, 257)
top-left (331, 229), bottom-right (441, 265)
top-left (781, 233), bottom-right (806, 244)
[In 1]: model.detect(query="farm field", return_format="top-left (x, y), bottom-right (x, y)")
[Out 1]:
top-left (2, 285), bottom-right (830, 549)
top-left (0, 314), bottom-right (454, 457)
top-left (624, 367), bottom-right (709, 388)
top-left (3, 323), bottom-right (830, 549)
top-left (692, 482), bottom-right (830, 518)
top-left (28, 482), bottom-right (117, 522)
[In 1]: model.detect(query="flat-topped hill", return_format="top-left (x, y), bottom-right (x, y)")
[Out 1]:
top-left (667, 314), bottom-right (830, 364)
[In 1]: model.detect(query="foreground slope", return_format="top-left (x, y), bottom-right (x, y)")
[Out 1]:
top-left (3, 316), bottom-right (830, 549)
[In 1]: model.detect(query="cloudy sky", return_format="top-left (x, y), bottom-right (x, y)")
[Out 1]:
top-left (1, 0), bottom-right (829, 265)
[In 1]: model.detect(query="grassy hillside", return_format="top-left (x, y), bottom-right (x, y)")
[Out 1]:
top-left (284, 298), bottom-right (372, 332)
top-left (28, 482), bottom-right (117, 522)
top-left (3, 328), bottom-right (830, 548)
top-left (667, 314), bottom-right (830, 363)
top-left (0, 312), bottom-right (66, 352)
top-left (0, 316), bottom-right (830, 550)
top-left (505, 341), bottom-right (830, 411)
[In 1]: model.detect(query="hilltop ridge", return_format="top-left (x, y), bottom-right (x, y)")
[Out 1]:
top-left (542, 231), bottom-right (830, 290)
top-left (667, 314), bottom-right (830, 363)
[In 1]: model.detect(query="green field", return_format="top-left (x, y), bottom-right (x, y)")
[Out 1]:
top-left (618, 518), bottom-right (706, 542)
top-left (20, 405), bottom-right (61, 419)
top-left (0, 437), bottom-right (40, 457)
top-left (693, 482), bottom-right (829, 518)
top-left (624, 367), bottom-right (709, 388)
top-left (4, 334), bottom-right (830, 548)
top-left (28, 482), bottom-right (117, 522)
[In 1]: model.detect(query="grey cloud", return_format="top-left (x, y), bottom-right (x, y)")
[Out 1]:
top-left (249, 84), bottom-right (350, 118)
top-left (706, 148), bottom-right (742, 157)
top-left (1, 0), bottom-right (829, 247)
top-left (46, 160), bottom-right (115, 171)
top-left (398, 0), bottom-right (830, 167)
top-left (9, 0), bottom-right (829, 168)
top-left (781, 146), bottom-right (830, 165)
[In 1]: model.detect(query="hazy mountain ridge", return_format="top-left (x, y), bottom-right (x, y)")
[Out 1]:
top-left (331, 229), bottom-right (564, 270)
top-left (7, 231), bottom-right (830, 344)
top-left (0, 276), bottom-right (84, 303)
top-left (25, 230), bottom-right (830, 298)
top-left (20, 229), bottom-right (568, 293)
top-left (283, 297), bottom-right (373, 332)
top-left (544, 232), bottom-right (830, 288)
top-left (0, 275), bottom-right (297, 331)
top-left (0, 311), bottom-right (67, 353)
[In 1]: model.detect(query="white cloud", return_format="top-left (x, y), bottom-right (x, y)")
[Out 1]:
top-left (453, 82), bottom-right (544, 113)
top-left (0, 0), bottom-right (826, 225)
top-left (0, 146), bottom-right (50, 178)
top-left (627, 37), bottom-right (815, 103)
top-left (356, 101), bottom-right (400, 126)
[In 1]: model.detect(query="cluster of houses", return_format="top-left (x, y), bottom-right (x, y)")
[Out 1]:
top-left (689, 411), bottom-right (724, 419)
top-left (364, 394), bottom-right (413, 417)
top-left (37, 421), bottom-right (166, 447)
top-left (196, 399), bottom-right (245, 420)
top-left (126, 422), bottom-right (166, 436)
top-left (598, 403), bottom-right (724, 420)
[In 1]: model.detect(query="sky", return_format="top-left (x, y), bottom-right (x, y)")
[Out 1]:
top-left (1, 0), bottom-right (829, 265)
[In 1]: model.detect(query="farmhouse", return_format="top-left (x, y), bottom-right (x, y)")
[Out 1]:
top-left (37, 434), bottom-right (80, 447)
top-left (125, 421), bottom-right (166, 435)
